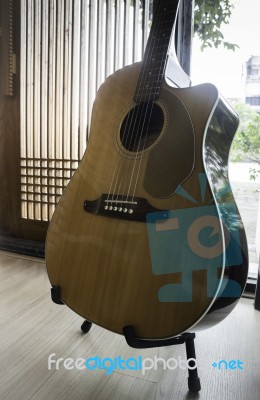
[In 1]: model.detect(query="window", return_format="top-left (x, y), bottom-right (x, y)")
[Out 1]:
top-left (20, 0), bottom-right (151, 222)
top-left (246, 96), bottom-right (260, 106)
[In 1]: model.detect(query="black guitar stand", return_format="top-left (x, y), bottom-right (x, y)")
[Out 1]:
top-left (122, 325), bottom-right (201, 393)
top-left (51, 285), bottom-right (201, 393)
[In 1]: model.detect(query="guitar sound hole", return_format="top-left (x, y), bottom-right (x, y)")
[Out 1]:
top-left (120, 102), bottom-right (164, 152)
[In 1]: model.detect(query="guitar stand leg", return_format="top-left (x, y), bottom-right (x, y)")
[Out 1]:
top-left (81, 320), bottom-right (92, 333)
top-left (123, 326), bottom-right (201, 393)
top-left (183, 333), bottom-right (201, 393)
top-left (50, 286), bottom-right (93, 333)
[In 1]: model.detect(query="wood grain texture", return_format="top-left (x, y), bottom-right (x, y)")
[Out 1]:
top-left (45, 62), bottom-right (229, 339)
top-left (0, 252), bottom-right (259, 400)
top-left (0, 0), bottom-right (20, 236)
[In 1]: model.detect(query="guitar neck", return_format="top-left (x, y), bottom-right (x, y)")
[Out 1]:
top-left (133, 0), bottom-right (180, 103)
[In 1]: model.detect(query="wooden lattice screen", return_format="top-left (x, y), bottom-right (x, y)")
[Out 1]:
top-left (20, 0), bottom-right (151, 222)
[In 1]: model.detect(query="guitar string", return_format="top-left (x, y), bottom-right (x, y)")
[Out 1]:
top-left (127, 3), bottom-right (177, 201)
top-left (106, 82), bottom-right (150, 207)
top-left (131, 8), bottom-right (177, 200)
top-left (122, 4), bottom-right (176, 205)
top-left (106, 0), bottom-right (176, 208)
top-left (106, 0), bottom-right (165, 207)
top-left (130, 46), bottom-right (170, 200)
top-left (111, 0), bottom-right (167, 206)
top-left (128, 46), bottom-right (170, 201)
top-left (105, 12), bottom-right (162, 206)
top-left (111, 1), bottom-right (165, 208)
top-left (106, 88), bottom-right (139, 204)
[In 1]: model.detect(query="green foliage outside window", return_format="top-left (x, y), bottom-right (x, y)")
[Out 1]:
top-left (194, 0), bottom-right (238, 50)
top-left (231, 103), bottom-right (260, 180)
top-left (194, 1), bottom-right (260, 181)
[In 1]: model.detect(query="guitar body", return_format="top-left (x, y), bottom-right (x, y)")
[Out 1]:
top-left (46, 62), bottom-right (248, 339)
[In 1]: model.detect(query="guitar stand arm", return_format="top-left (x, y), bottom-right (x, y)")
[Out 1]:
top-left (50, 286), bottom-right (93, 332)
top-left (123, 325), bottom-right (186, 348)
top-left (123, 325), bottom-right (201, 393)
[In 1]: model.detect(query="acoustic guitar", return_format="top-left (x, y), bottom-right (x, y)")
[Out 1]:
top-left (46, 0), bottom-right (248, 339)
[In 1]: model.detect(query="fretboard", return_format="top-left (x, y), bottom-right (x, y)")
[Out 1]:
top-left (133, 0), bottom-right (180, 103)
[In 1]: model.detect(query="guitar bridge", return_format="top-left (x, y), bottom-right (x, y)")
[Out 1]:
top-left (83, 194), bottom-right (164, 222)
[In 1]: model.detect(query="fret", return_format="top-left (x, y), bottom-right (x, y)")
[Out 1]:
top-left (152, 26), bottom-right (173, 35)
top-left (134, 92), bottom-right (161, 103)
top-left (137, 88), bottom-right (161, 96)
top-left (144, 57), bottom-right (170, 69)
top-left (138, 72), bottom-right (165, 84)
top-left (140, 74), bottom-right (164, 83)
top-left (136, 57), bottom-right (169, 81)
top-left (147, 48), bottom-right (169, 57)
top-left (149, 34), bottom-right (172, 44)
top-left (145, 43), bottom-right (171, 58)
top-left (138, 74), bottom-right (165, 87)
top-left (138, 80), bottom-right (163, 89)
top-left (134, 0), bottom-right (180, 103)
top-left (145, 65), bottom-right (169, 73)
